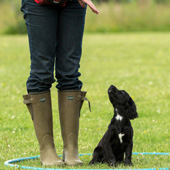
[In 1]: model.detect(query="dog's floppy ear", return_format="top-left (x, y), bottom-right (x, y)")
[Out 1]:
top-left (126, 98), bottom-right (138, 119)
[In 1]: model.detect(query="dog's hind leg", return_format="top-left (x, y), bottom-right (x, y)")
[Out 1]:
top-left (102, 131), bottom-right (117, 166)
top-left (89, 146), bottom-right (105, 164)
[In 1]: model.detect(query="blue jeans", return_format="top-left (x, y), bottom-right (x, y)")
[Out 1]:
top-left (21, 0), bottom-right (86, 93)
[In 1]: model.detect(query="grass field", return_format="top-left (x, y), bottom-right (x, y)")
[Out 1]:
top-left (0, 33), bottom-right (170, 169)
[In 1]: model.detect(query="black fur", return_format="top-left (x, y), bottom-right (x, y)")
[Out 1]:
top-left (89, 85), bottom-right (138, 166)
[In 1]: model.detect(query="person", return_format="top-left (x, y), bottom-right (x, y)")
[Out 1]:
top-left (21, 0), bottom-right (99, 166)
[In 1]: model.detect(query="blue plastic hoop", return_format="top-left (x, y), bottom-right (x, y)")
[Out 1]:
top-left (4, 152), bottom-right (170, 170)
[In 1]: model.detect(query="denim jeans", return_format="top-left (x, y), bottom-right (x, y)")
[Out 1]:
top-left (21, 0), bottom-right (86, 93)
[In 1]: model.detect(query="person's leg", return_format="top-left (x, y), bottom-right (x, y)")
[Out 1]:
top-left (21, 0), bottom-right (63, 165)
top-left (55, 0), bottom-right (87, 90)
top-left (21, 0), bottom-right (58, 93)
top-left (55, 0), bottom-right (87, 165)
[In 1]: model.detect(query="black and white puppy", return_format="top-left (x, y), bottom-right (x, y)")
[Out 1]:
top-left (89, 85), bottom-right (138, 166)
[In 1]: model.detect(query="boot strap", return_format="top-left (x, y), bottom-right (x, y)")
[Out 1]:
top-left (81, 97), bottom-right (91, 112)
top-left (23, 95), bottom-right (34, 120)
top-left (23, 98), bottom-right (33, 104)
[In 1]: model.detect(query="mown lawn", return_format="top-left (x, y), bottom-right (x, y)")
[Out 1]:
top-left (0, 33), bottom-right (170, 169)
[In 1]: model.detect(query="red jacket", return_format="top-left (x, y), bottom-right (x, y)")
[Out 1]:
top-left (34, 0), bottom-right (67, 6)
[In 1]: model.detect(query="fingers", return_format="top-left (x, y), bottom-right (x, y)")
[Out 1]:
top-left (78, 0), bottom-right (99, 15)
top-left (84, 0), bottom-right (99, 14)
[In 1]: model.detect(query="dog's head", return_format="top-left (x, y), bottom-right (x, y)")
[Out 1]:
top-left (108, 85), bottom-right (138, 119)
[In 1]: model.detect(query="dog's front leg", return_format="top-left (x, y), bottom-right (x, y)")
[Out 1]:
top-left (124, 142), bottom-right (133, 166)
top-left (103, 131), bottom-right (116, 166)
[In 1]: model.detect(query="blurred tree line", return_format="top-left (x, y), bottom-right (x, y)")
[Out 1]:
top-left (93, 0), bottom-right (170, 3)
top-left (0, 0), bottom-right (170, 34)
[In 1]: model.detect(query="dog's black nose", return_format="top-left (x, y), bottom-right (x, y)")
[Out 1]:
top-left (108, 85), bottom-right (117, 93)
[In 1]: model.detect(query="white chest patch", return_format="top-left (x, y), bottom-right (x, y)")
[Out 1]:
top-left (118, 133), bottom-right (125, 143)
top-left (115, 114), bottom-right (123, 121)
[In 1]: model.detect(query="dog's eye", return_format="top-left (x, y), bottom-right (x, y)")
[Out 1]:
top-left (121, 90), bottom-right (127, 95)
top-left (122, 91), bottom-right (125, 94)
top-left (119, 91), bottom-right (124, 95)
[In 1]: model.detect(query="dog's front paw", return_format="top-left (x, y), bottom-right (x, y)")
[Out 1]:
top-left (124, 160), bottom-right (133, 166)
top-left (108, 159), bottom-right (116, 167)
top-left (89, 160), bottom-right (95, 165)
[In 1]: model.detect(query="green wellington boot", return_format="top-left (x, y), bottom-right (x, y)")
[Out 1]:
top-left (23, 91), bottom-right (63, 166)
top-left (58, 90), bottom-right (90, 166)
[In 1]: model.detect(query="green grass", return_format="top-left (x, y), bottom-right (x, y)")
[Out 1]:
top-left (0, 33), bottom-right (170, 169)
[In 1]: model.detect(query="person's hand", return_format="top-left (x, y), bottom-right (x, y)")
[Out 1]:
top-left (78, 0), bottom-right (99, 15)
